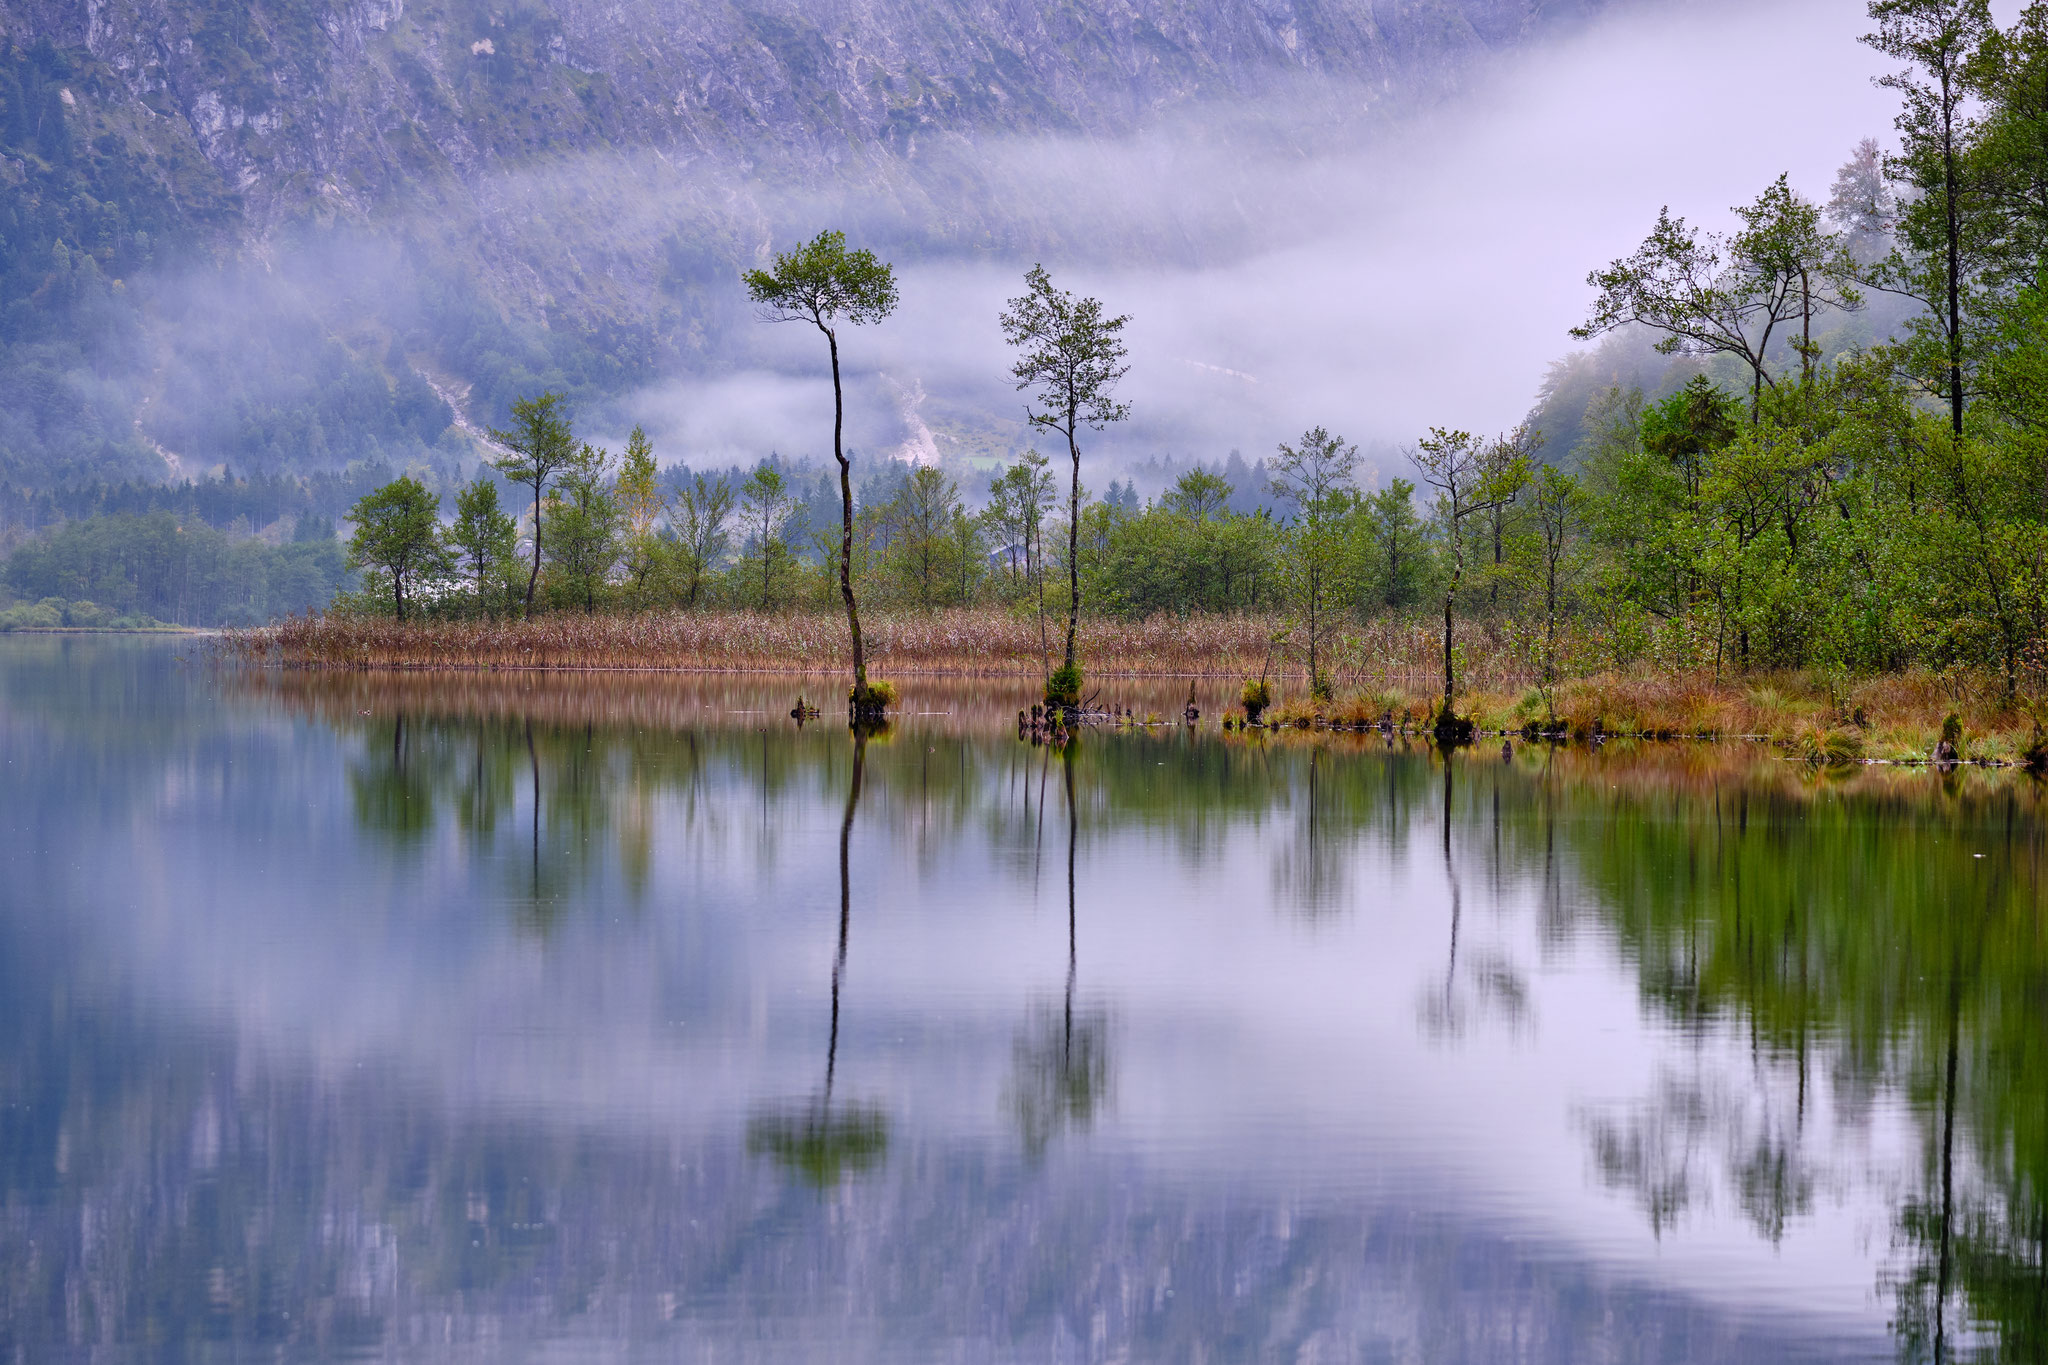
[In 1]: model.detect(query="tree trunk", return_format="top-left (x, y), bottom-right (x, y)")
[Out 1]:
top-left (1306, 548), bottom-right (1319, 692)
top-left (1034, 515), bottom-right (1049, 684)
top-left (1442, 585), bottom-right (1455, 716)
top-left (827, 326), bottom-right (869, 696)
top-left (1065, 413), bottom-right (1081, 674)
top-left (1944, 68), bottom-right (1965, 439)
top-left (525, 484), bottom-right (542, 611)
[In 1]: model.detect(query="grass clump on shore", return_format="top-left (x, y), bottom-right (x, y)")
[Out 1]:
top-left (1230, 665), bottom-right (2047, 765)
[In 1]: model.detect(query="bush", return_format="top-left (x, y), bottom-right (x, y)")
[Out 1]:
top-left (0, 600), bottom-right (63, 630)
top-left (1046, 663), bottom-right (1082, 708)
top-left (850, 678), bottom-right (898, 711)
top-left (1240, 677), bottom-right (1272, 723)
top-left (1793, 722), bottom-right (1864, 766)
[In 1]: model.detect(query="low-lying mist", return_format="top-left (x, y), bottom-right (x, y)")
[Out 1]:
top-left (603, 0), bottom-right (1899, 485)
top-left (123, 0), bottom-right (1900, 496)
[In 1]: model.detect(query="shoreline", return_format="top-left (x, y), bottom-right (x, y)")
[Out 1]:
top-left (220, 609), bottom-right (2048, 770)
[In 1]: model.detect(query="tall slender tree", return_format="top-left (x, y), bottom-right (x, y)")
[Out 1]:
top-left (1000, 265), bottom-right (1131, 708)
top-left (744, 231), bottom-right (899, 711)
top-left (448, 478), bottom-right (518, 614)
top-left (1412, 429), bottom-right (1515, 737)
top-left (1266, 426), bottom-right (1359, 698)
top-left (1967, 3), bottom-right (2048, 282)
top-left (671, 470), bottom-right (735, 607)
top-left (1864, 0), bottom-right (1996, 436)
top-left (615, 425), bottom-right (666, 601)
top-left (488, 392), bottom-right (577, 612)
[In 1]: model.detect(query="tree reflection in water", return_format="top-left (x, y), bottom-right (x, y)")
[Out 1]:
top-left (200, 670), bottom-right (2048, 1356)
top-left (1008, 743), bottom-right (1112, 1161)
top-left (1418, 750), bottom-right (1533, 1041)
top-left (748, 724), bottom-right (891, 1188)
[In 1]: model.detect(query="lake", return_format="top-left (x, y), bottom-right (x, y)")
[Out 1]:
top-left (2, 635), bottom-right (2042, 1363)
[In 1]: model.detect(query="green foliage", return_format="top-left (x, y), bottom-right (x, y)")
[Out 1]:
top-left (742, 230), bottom-right (900, 330)
top-left (2, 511), bottom-right (349, 625)
top-left (489, 391), bottom-right (578, 610)
top-left (0, 595), bottom-right (165, 630)
top-left (739, 464), bottom-right (798, 609)
top-left (346, 476), bottom-right (450, 622)
top-left (1002, 264), bottom-right (1132, 674)
top-left (544, 443), bottom-right (621, 613)
top-left (1080, 496), bottom-right (1277, 617)
top-left (1045, 662), bottom-right (1082, 708)
top-left (880, 466), bottom-right (971, 608)
top-left (448, 478), bottom-right (520, 614)
top-left (851, 678), bottom-right (899, 709)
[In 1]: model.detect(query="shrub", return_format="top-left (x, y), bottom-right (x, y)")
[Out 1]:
top-left (1240, 677), bottom-right (1272, 723)
top-left (1046, 663), bottom-right (1082, 708)
top-left (851, 678), bottom-right (899, 710)
top-left (1793, 723), bottom-right (1864, 766)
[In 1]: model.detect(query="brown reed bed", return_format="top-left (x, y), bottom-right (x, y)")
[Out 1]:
top-left (225, 608), bottom-right (2044, 765)
top-left (225, 608), bottom-right (1499, 689)
top-left (1256, 666), bottom-right (2043, 766)
top-left (233, 667), bottom-right (1238, 741)
top-left (1241, 724), bottom-right (2047, 810)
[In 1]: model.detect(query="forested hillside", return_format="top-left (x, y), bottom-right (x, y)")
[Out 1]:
top-left (0, 0), bottom-right (1606, 494)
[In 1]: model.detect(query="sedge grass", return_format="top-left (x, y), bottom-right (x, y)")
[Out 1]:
top-left (227, 608), bottom-right (2047, 761)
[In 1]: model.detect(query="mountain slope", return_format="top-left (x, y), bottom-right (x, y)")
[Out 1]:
top-left (0, 0), bottom-right (1612, 488)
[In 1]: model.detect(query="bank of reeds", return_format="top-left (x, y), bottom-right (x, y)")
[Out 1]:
top-left (226, 608), bottom-right (2044, 764)
top-left (226, 608), bottom-right (1512, 691)
top-left (1257, 667), bottom-right (2043, 766)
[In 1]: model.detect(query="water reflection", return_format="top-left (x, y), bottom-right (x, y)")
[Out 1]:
top-left (3, 639), bottom-right (2047, 1361)
top-left (750, 725), bottom-right (893, 1188)
top-left (1008, 747), bottom-right (1113, 1161)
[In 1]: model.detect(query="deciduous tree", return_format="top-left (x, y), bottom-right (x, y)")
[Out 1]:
top-left (1864, 0), bottom-right (1997, 435)
top-left (488, 392), bottom-right (577, 612)
top-left (671, 470), bottom-right (735, 607)
top-left (448, 478), bottom-right (518, 614)
top-left (745, 231), bottom-right (899, 705)
top-left (346, 476), bottom-right (450, 622)
top-left (1000, 265), bottom-right (1131, 705)
top-left (1268, 426), bottom-right (1358, 698)
top-left (740, 464), bottom-right (795, 610)
top-left (1412, 429), bottom-right (1516, 734)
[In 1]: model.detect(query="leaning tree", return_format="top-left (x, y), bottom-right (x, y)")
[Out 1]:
top-left (744, 231), bottom-right (899, 718)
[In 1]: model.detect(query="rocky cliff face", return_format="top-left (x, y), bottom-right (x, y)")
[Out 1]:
top-left (4, 0), bottom-right (1603, 234)
top-left (0, 0), bottom-right (1611, 483)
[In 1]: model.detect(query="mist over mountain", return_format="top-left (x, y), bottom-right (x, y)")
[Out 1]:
top-left (0, 0), bottom-right (1888, 496)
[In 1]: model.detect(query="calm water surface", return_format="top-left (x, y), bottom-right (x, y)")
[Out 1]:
top-left (3, 636), bottom-right (2044, 1363)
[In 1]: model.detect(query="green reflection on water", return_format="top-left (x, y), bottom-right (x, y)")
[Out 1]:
top-left (7, 646), bottom-right (2048, 1359)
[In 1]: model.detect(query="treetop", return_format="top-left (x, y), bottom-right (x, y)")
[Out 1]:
top-left (744, 229), bottom-right (899, 330)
